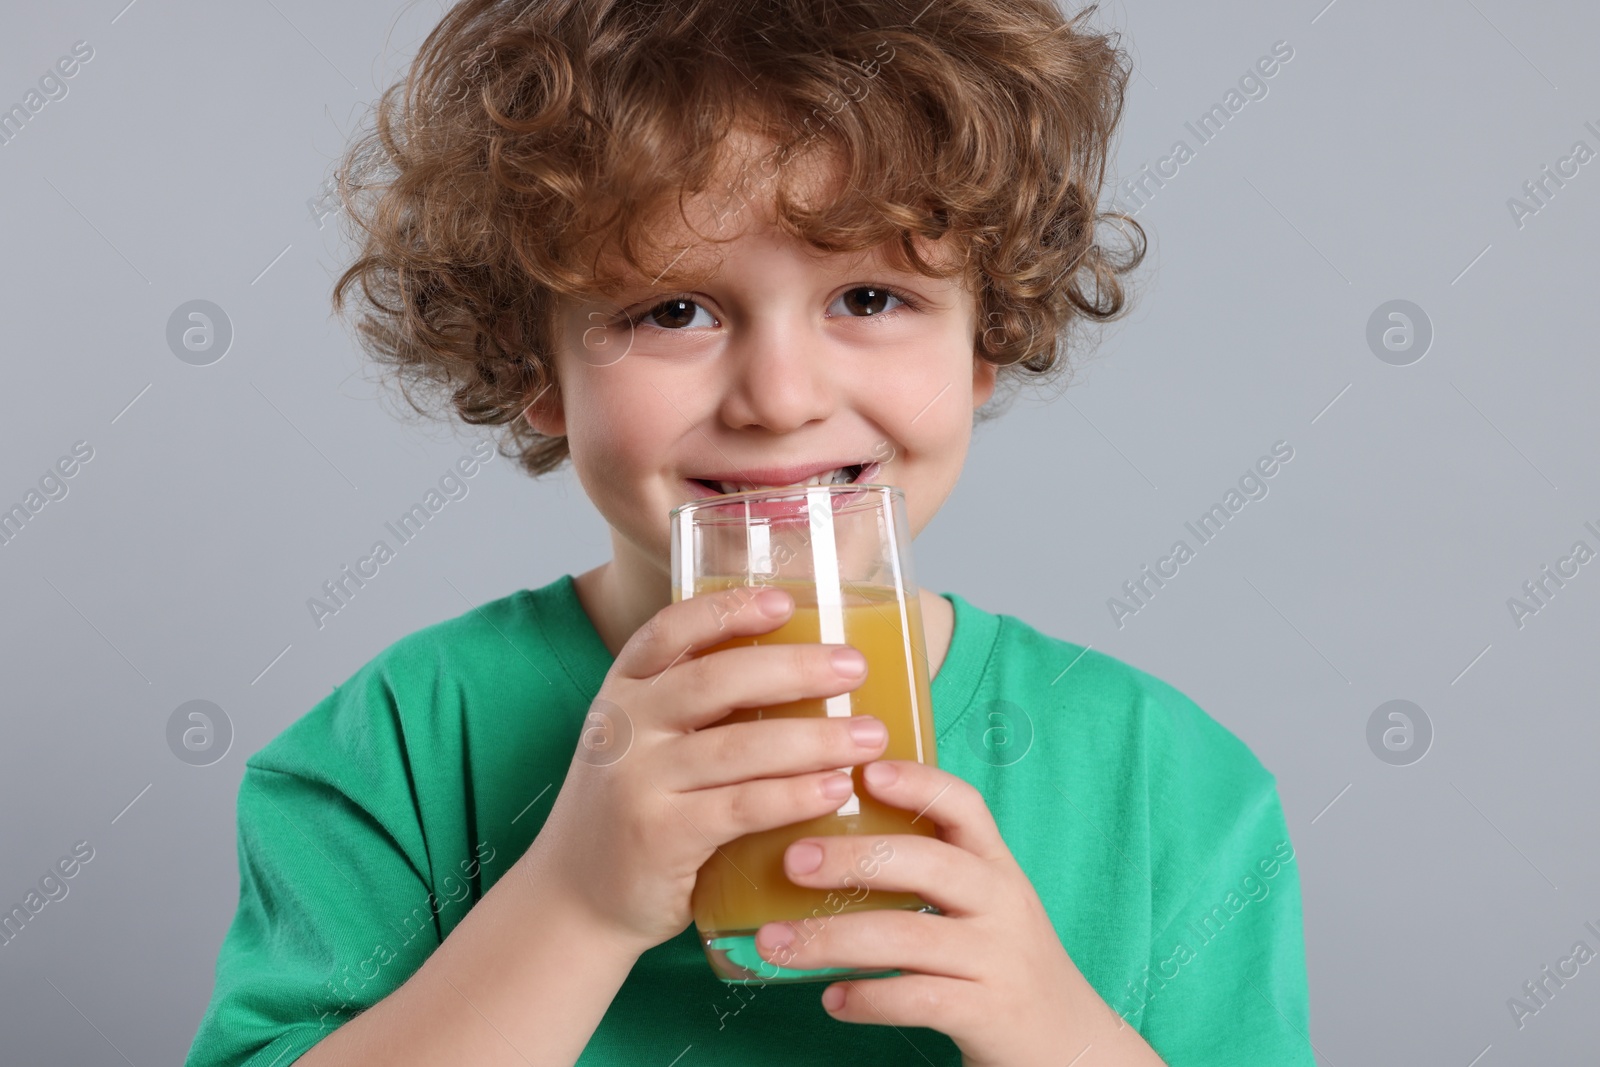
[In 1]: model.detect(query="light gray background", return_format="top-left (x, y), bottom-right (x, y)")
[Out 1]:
top-left (2, 0), bottom-right (1596, 1063)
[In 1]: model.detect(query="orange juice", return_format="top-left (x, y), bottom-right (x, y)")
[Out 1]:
top-left (681, 577), bottom-right (939, 977)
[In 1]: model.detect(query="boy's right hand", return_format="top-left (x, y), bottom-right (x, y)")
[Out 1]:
top-left (519, 585), bottom-right (887, 954)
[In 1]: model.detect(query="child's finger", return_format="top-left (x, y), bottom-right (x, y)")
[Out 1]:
top-left (776, 831), bottom-right (986, 916)
top-left (667, 712), bottom-right (886, 791)
top-left (665, 640), bottom-right (869, 733)
top-left (679, 769), bottom-right (869, 844)
top-left (755, 907), bottom-right (980, 981)
top-left (857, 760), bottom-right (1011, 863)
top-left (819, 972), bottom-right (979, 1036)
top-left (612, 583), bottom-right (792, 681)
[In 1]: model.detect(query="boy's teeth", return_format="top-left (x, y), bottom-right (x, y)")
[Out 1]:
top-left (712, 466), bottom-right (856, 494)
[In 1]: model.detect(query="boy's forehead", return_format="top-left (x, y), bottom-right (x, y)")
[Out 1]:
top-left (579, 125), bottom-right (968, 300)
top-left (592, 229), bottom-right (957, 297)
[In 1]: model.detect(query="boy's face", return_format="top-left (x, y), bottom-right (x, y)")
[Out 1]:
top-left (530, 150), bottom-right (997, 581)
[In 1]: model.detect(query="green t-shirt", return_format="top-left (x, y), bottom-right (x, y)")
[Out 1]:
top-left (185, 574), bottom-right (1312, 1066)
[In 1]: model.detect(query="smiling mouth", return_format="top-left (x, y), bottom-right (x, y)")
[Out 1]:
top-left (689, 463), bottom-right (870, 495)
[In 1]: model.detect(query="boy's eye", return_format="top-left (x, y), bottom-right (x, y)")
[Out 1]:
top-left (633, 298), bottom-right (717, 331)
top-left (829, 286), bottom-right (909, 318)
top-left (624, 286), bottom-right (913, 331)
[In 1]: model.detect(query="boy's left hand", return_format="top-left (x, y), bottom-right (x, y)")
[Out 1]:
top-left (755, 759), bottom-right (1167, 1067)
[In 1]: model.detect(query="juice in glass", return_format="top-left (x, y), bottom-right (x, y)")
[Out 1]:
top-left (682, 575), bottom-right (940, 983)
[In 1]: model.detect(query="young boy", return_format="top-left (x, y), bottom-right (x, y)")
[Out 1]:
top-left (186, 1), bottom-right (1312, 1063)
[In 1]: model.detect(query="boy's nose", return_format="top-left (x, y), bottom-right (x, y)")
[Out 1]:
top-left (718, 331), bottom-right (838, 434)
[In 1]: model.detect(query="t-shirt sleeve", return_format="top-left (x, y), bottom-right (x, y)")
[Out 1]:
top-left (1133, 735), bottom-right (1314, 1065)
top-left (184, 723), bottom-right (448, 1064)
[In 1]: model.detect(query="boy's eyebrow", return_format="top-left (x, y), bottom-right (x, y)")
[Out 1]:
top-left (587, 271), bottom-right (952, 313)
top-left (602, 258), bottom-right (950, 295)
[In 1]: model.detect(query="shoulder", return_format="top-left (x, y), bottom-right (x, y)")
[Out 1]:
top-left (977, 599), bottom-right (1270, 770)
top-left (957, 594), bottom-right (1281, 841)
top-left (245, 587), bottom-right (537, 786)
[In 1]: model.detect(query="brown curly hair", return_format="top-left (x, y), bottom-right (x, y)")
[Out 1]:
top-left (330, 0), bottom-right (1146, 478)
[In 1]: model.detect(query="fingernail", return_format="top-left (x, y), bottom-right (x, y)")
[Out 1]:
top-left (848, 716), bottom-right (886, 745)
top-left (787, 841), bottom-right (823, 873)
top-left (760, 922), bottom-right (795, 950)
top-left (820, 773), bottom-right (854, 799)
top-left (830, 647), bottom-right (867, 676)
top-left (757, 589), bottom-right (792, 617)
top-left (864, 761), bottom-right (898, 787)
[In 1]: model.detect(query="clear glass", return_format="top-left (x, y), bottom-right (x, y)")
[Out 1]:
top-left (668, 483), bottom-right (940, 984)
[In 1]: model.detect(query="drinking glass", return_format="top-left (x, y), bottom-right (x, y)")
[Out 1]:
top-left (669, 482), bottom-right (940, 984)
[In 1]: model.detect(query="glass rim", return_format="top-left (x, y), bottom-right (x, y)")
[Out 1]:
top-left (668, 481), bottom-right (902, 522)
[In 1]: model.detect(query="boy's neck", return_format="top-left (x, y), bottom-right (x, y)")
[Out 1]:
top-left (570, 558), bottom-right (954, 681)
top-left (572, 556), bottom-right (670, 662)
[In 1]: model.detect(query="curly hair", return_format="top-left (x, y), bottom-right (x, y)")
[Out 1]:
top-left (330, 0), bottom-right (1146, 478)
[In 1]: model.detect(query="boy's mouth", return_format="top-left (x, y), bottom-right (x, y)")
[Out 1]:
top-left (686, 461), bottom-right (878, 498)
